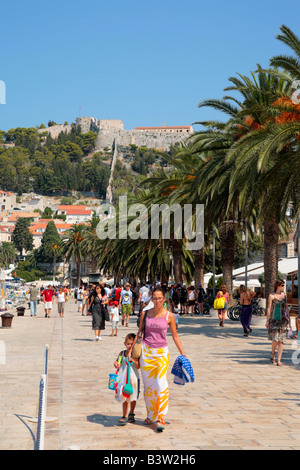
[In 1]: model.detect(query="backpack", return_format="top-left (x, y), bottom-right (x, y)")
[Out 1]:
top-left (78, 290), bottom-right (84, 301)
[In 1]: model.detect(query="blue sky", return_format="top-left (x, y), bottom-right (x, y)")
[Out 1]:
top-left (0, 0), bottom-right (300, 132)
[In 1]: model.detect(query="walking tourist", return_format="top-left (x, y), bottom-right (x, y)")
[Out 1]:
top-left (120, 283), bottom-right (133, 327)
top-left (88, 284), bottom-right (108, 342)
top-left (266, 279), bottom-right (290, 366)
top-left (129, 286), bottom-right (187, 432)
top-left (216, 285), bottom-right (229, 327)
top-left (29, 283), bottom-right (39, 317)
top-left (42, 285), bottom-right (54, 318)
top-left (56, 287), bottom-right (66, 317)
top-left (110, 301), bottom-right (120, 336)
top-left (138, 283), bottom-right (150, 315)
top-left (179, 284), bottom-right (187, 315)
top-left (171, 284), bottom-right (180, 310)
top-left (197, 284), bottom-right (206, 314)
top-left (114, 333), bottom-right (140, 425)
top-left (81, 286), bottom-right (89, 316)
top-left (77, 285), bottom-right (84, 314)
top-left (186, 286), bottom-right (196, 316)
top-left (240, 285), bottom-right (256, 336)
top-left (137, 287), bottom-right (152, 328)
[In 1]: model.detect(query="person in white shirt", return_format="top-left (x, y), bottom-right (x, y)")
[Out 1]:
top-left (77, 286), bottom-right (84, 314)
top-left (186, 286), bottom-right (196, 316)
top-left (110, 301), bottom-right (120, 336)
top-left (105, 285), bottom-right (111, 296)
top-left (140, 290), bottom-right (152, 310)
top-left (56, 287), bottom-right (66, 317)
top-left (138, 284), bottom-right (149, 307)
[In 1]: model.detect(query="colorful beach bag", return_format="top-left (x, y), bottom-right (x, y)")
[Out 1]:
top-left (214, 297), bottom-right (225, 310)
top-left (108, 355), bottom-right (122, 390)
top-left (122, 358), bottom-right (133, 398)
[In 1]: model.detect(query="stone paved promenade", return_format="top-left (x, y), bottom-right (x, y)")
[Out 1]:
top-left (1, 298), bottom-right (300, 451)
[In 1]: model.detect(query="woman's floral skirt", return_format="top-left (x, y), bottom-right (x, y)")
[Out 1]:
top-left (140, 344), bottom-right (169, 424)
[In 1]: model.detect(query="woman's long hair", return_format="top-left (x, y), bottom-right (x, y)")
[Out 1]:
top-left (274, 279), bottom-right (284, 292)
top-left (93, 283), bottom-right (106, 298)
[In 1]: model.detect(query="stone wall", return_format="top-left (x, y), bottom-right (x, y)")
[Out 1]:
top-left (37, 123), bottom-right (73, 139)
top-left (38, 117), bottom-right (192, 150)
top-left (95, 128), bottom-right (190, 150)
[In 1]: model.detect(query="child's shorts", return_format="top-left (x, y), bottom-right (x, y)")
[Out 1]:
top-left (112, 321), bottom-right (119, 329)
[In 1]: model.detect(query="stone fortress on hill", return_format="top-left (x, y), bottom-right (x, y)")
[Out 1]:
top-left (40, 117), bottom-right (194, 150)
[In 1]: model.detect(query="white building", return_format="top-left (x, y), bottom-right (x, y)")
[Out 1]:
top-left (65, 209), bottom-right (93, 224)
top-left (0, 190), bottom-right (16, 212)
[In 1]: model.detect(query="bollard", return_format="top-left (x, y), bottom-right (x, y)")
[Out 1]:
top-left (1, 313), bottom-right (14, 328)
top-left (36, 375), bottom-right (47, 450)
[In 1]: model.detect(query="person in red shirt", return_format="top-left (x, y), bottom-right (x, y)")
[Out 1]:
top-left (42, 285), bottom-right (54, 318)
top-left (114, 285), bottom-right (122, 302)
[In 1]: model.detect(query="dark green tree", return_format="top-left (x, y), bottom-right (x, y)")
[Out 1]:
top-left (11, 217), bottom-right (34, 256)
top-left (39, 221), bottom-right (62, 280)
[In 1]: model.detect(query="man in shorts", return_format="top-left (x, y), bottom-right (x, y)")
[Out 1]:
top-left (42, 285), bottom-right (54, 318)
top-left (77, 286), bottom-right (84, 314)
top-left (119, 283), bottom-right (133, 327)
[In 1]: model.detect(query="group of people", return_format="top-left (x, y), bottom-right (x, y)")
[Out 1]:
top-left (28, 276), bottom-right (297, 433)
top-left (214, 280), bottom-right (296, 367)
top-left (164, 283), bottom-right (206, 316)
top-left (112, 285), bottom-right (188, 433)
top-left (28, 284), bottom-right (70, 318)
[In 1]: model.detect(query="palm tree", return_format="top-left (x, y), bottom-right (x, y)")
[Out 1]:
top-left (185, 114), bottom-right (242, 298)
top-left (81, 216), bottom-right (101, 273)
top-left (0, 242), bottom-right (17, 268)
top-left (61, 224), bottom-right (88, 286)
top-left (92, 189), bottom-right (195, 285)
top-left (51, 242), bottom-right (61, 283)
top-left (191, 65), bottom-right (293, 299)
top-left (141, 153), bottom-right (201, 285)
top-left (223, 64), bottom-right (298, 298)
top-left (270, 25), bottom-right (300, 80)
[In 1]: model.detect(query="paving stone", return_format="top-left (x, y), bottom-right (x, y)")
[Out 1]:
top-left (1, 298), bottom-right (300, 450)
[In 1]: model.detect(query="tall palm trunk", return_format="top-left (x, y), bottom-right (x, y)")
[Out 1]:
top-left (170, 237), bottom-right (183, 284)
top-left (219, 219), bottom-right (235, 299)
top-left (52, 252), bottom-right (57, 283)
top-left (193, 245), bottom-right (205, 287)
top-left (263, 217), bottom-right (279, 300)
top-left (77, 259), bottom-right (81, 286)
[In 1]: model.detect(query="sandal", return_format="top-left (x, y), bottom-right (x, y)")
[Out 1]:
top-left (126, 323), bottom-right (129, 327)
top-left (119, 416), bottom-right (128, 425)
top-left (143, 418), bottom-right (153, 425)
top-left (128, 413), bottom-right (135, 423)
top-left (156, 420), bottom-right (165, 432)
top-left (270, 354), bottom-right (275, 364)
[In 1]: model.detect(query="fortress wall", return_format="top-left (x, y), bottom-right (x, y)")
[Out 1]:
top-left (39, 117), bottom-right (191, 150)
top-left (95, 129), bottom-right (189, 150)
top-left (37, 124), bottom-right (73, 139)
top-left (76, 117), bottom-right (100, 134)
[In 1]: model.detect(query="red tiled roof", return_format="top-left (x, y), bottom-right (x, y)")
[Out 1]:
top-left (65, 209), bottom-right (92, 215)
top-left (58, 205), bottom-right (87, 210)
top-left (8, 212), bottom-right (39, 221)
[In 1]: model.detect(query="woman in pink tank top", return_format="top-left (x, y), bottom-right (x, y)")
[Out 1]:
top-left (130, 286), bottom-right (187, 432)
